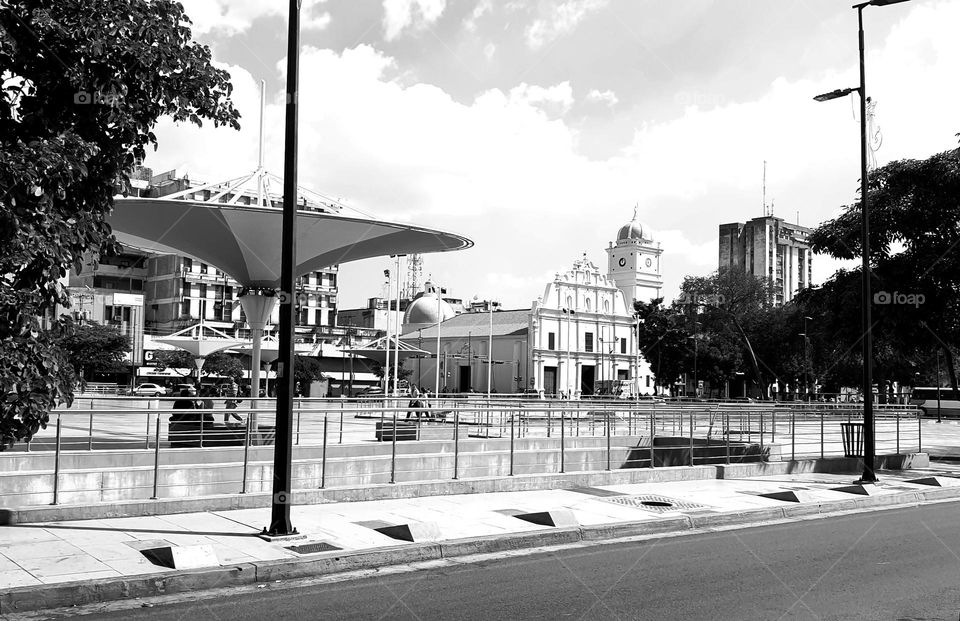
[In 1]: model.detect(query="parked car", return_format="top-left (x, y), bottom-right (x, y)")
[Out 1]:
top-left (910, 387), bottom-right (960, 418)
top-left (131, 383), bottom-right (169, 397)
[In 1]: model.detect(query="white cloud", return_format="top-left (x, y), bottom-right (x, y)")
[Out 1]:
top-left (382, 0), bottom-right (447, 41)
top-left (148, 1), bottom-right (960, 309)
top-left (464, 0), bottom-right (493, 32)
top-left (525, 0), bottom-right (609, 50)
top-left (177, 0), bottom-right (329, 35)
top-left (483, 42), bottom-right (496, 60)
top-left (586, 88), bottom-right (618, 107)
top-left (303, 11), bottom-right (333, 32)
top-left (508, 82), bottom-right (574, 116)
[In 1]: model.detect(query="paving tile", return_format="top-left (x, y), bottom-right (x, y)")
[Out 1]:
top-left (72, 541), bottom-right (149, 562)
top-left (0, 569), bottom-right (43, 588)
top-left (0, 553), bottom-right (23, 572)
top-left (102, 557), bottom-right (173, 576)
top-left (18, 554), bottom-right (114, 579)
top-left (2, 540), bottom-right (86, 564)
top-left (40, 569), bottom-right (120, 584)
top-left (0, 527), bottom-right (61, 546)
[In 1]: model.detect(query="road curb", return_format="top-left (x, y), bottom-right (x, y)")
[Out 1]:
top-left (4, 483), bottom-right (960, 614)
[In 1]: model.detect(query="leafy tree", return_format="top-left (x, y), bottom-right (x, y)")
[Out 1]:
top-left (57, 323), bottom-right (130, 383)
top-left (681, 271), bottom-right (776, 399)
top-left (152, 350), bottom-right (196, 380)
top-left (633, 298), bottom-right (691, 395)
top-left (809, 144), bottom-right (960, 399)
top-left (203, 352), bottom-right (244, 383)
top-left (269, 356), bottom-right (328, 396)
top-left (0, 0), bottom-right (240, 447)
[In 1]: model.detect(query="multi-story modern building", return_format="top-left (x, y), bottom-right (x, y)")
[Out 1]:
top-left (718, 216), bottom-right (813, 305)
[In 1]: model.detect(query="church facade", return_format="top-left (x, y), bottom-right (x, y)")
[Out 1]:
top-left (399, 210), bottom-right (664, 396)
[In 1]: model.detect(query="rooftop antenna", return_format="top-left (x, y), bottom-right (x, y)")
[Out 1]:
top-left (762, 160), bottom-right (766, 217)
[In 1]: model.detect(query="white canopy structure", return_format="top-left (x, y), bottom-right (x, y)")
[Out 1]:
top-left (110, 168), bottom-right (472, 409)
top-left (345, 335), bottom-right (432, 367)
top-left (154, 323), bottom-right (246, 380)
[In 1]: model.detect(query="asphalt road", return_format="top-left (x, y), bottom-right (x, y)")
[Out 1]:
top-left (71, 502), bottom-right (960, 621)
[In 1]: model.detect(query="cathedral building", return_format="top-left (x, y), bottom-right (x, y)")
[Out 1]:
top-left (400, 210), bottom-right (663, 397)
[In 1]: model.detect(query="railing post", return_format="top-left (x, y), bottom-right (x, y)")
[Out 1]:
top-left (547, 408), bottom-right (551, 438)
top-left (791, 413), bottom-right (796, 461)
top-left (390, 409), bottom-right (398, 484)
top-left (51, 416), bottom-right (62, 505)
top-left (896, 413), bottom-right (900, 454)
top-left (143, 409), bottom-right (151, 451)
top-left (339, 401), bottom-right (344, 444)
top-left (725, 412), bottom-right (730, 465)
top-left (605, 410), bottom-right (611, 471)
top-left (820, 411), bottom-right (825, 459)
top-left (151, 412), bottom-right (161, 500)
top-left (918, 411), bottom-right (922, 453)
top-left (650, 410), bottom-right (656, 469)
top-left (560, 407), bottom-right (565, 474)
top-left (759, 411), bottom-right (765, 451)
top-left (321, 414), bottom-right (328, 489)
top-left (689, 410), bottom-right (694, 467)
top-left (379, 407), bottom-right (385, 443)
top-left (453, 410), bottom-right (460, 480)
top-left (241, 414), bottom-right (251, 494)
top-left (771, 409), bottom-right (776, 443)
top-left (295, 408), bottom-right (301, 446)
top-left (510, 410), bottom-right (515, 476)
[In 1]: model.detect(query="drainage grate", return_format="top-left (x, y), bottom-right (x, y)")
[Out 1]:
top-left (605, 494), bottom-right (710, 513)
top-left (285, 542), bottom-right (342, 555)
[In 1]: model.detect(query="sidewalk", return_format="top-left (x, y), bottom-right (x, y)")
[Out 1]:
top-left (2, 460), bottom-right (960, 613)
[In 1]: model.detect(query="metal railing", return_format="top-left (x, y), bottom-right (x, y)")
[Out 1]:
top-left (3, 397), bottom-right (922, 507)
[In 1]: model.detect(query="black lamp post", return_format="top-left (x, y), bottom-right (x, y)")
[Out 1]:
top-left (265, 0), bottom-right (301, 537)
top-left (813, 0), bottom-right (911, 484)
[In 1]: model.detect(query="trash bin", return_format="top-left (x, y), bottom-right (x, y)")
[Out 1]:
top-left (840, 422), bottom-right (864, 458)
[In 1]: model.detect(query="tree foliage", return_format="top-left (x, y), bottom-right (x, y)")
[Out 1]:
top-left (57, 323), bottom-right (130, 382)
top-left (0, 0), bottom-right (240, 448)
top-left (808, 144), bottom-right (960, 399)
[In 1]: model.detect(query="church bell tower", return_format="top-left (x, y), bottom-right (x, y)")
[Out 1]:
top-left (605, 205), bottom-right (663, 305)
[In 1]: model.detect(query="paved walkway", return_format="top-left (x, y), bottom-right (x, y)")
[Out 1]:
top-left (2, 462), bottom-right (959, 593)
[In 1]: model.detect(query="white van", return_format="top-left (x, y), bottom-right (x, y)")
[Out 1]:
top-left (910, 387), bottom-right (960, 418)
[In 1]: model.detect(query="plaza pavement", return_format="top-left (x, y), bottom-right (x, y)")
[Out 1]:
top-left (3, 460), bottom-right (960, 613)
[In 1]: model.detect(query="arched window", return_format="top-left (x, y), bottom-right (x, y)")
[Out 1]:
top-left (603, 299), bottom-right (610, 314)
top-left (566, 295), bottom-right (573, 309)
top-left (585, 298), bottom-right (592, 312)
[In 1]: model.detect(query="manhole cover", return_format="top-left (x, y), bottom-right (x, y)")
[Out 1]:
top-left (285, 542), bottom-right (341, 554)
top-left (605, 494), bottom-right (710, 513)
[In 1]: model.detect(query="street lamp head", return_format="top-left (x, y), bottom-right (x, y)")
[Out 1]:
top-left (813, 87), bottom-right (858, 102)
top-left (868, 0), bottom-right (911, 6)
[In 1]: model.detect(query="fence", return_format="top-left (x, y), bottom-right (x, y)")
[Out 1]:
top-left (0, 397), bottom-right (922, 507)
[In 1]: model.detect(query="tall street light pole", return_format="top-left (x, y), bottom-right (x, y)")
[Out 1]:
top-left (813, 0), bottom-right (911, 484)
top-left (266, 0), bottom-right (301, 537)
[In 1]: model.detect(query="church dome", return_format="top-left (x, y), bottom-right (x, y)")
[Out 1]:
top-left (617, 221), bottom-right (646, 241)
top-left (403, 288), bottom-right (456, 326)
top-left (617, 205), bottom-right (651, 242)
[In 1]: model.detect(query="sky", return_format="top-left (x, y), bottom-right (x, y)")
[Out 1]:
top-left (145, 0), bottom-right (960, 311)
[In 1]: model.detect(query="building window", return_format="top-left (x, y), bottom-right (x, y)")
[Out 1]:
top-left (584, 332), bottom-right (593, 352)
top-left (547, 332), bottom-right (555, 350)
top-left (620, 339), bottom-right (627, 354)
